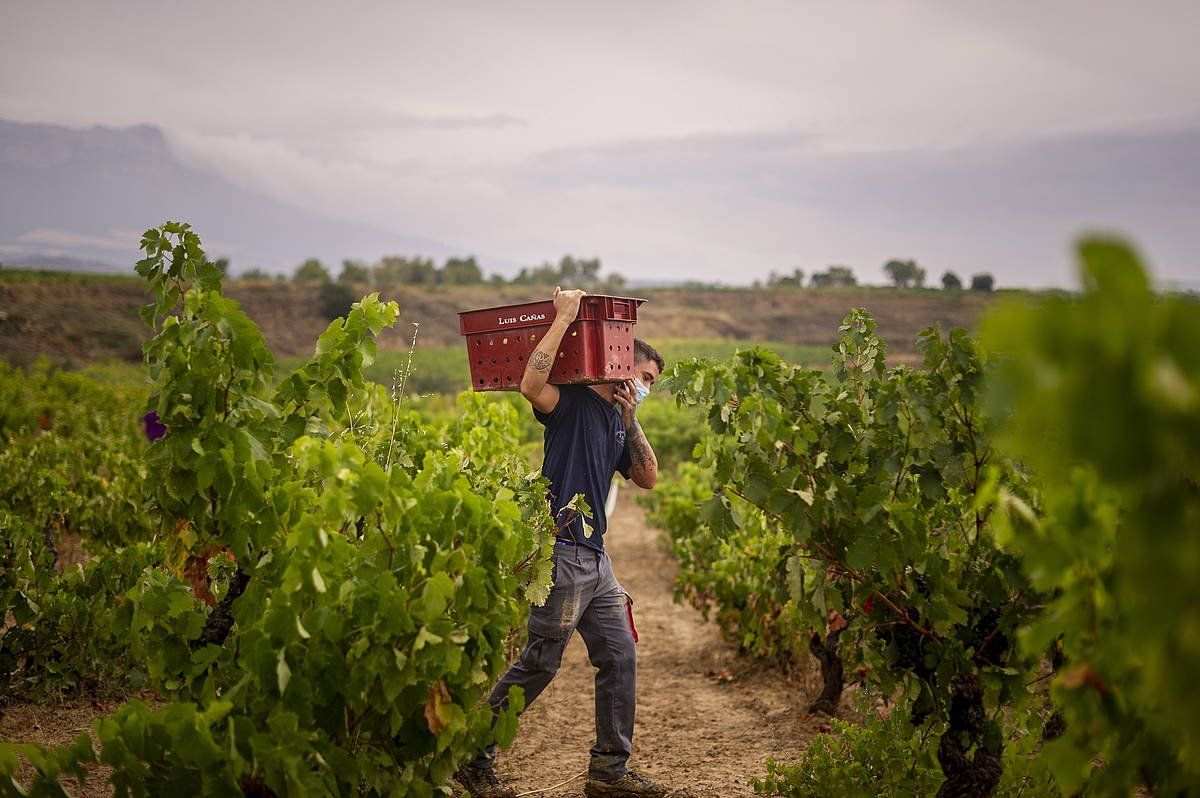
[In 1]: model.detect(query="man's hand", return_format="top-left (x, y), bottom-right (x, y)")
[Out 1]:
top-left (613, 379), bottom-right (638, 428)
top-left (616, 379), bottom-right (658, 489)
top-left (520, 286), bottom-right (586, 413)
top-left (553, 286), bottom-right (585, 324)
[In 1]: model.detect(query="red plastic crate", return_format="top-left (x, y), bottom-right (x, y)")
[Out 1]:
top-left (459, 295), bottom-right (645, 391)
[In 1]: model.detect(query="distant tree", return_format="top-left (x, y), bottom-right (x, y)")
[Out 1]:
top-left (829, 266), bottom-right (857, 286)
top-left (883, 259), bottom-right (926, 288)
top-left (212, 258), bottom-right (230, 276)
top-left (409, 257), bottom-right (439, 285)
top-left (811, 265), bottom-right (857, 288)
top-left (505, 255), bottom-right (607, 287)
top-left (603, 272), bottom-right (627, 290)
top-left (559, 256), bottom-right (579, 282)
top-left (488, 273), bottom-right (506, 287)
top-left (512, 262), bottom-right (560, 285)
top-left (768, 268), bottom-right (805, 288)
top-left (373, 256), bottom-right (438, 288)
top-left (372, 257), bottom-right (404, 288)
top-left (442, 256), bottom-right (484, 285)
top-left (970, 273), bottom-right (996, 292)
top-left (575, 256), bottom-right (602, 286)
top-left (942, 271), bottom-right (963, 290)
top-left (293, 258), bottom-right (331, 284)
top-left (318, 281), bottom-right (358, 320)
top-left (240, 267), bottom-right (270, 280)
top-left (338, 259), bottom-right (371, 285)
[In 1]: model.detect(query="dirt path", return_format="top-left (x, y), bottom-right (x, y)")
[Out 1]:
top-left (493, 488), bottom-right (819, 798)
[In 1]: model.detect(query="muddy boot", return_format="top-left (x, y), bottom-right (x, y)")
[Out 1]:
top-left (453, 764), bottom-right (517, 798)
top-left (584, 771), bottom-right (670, 797)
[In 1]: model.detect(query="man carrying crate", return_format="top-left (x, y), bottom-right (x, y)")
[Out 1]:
top-left (456, 288), bottom-right (668, 798)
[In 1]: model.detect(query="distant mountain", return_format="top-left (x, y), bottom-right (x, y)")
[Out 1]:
top-left (0, 119), bottom-right (463, 274)
top-left (1, 253), bottom-right (123, 273)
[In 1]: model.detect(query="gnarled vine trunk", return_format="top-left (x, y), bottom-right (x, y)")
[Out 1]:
top-left (191, 567), bottom-right (250, 650)
top-left (936, 674), bottom-right (1003, 798)
top-left (807, 629), bottom-right (844, 716)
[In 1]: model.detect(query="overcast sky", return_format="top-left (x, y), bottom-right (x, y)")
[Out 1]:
top-left (3, 1), bottom-right (1199, 287)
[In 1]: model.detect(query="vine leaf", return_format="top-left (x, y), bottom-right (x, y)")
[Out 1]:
top-left (1058, 664), bottom-right (1110, 696)
top-left (424, 680), bottom-right (452, 734)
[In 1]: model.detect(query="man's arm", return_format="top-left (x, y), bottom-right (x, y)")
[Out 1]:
top-left (614, 381), bottom-right (659, 489)
top-left (519, 287), bottom-right (584, 414)
top-left (625, 419), bottom-right (658, 489)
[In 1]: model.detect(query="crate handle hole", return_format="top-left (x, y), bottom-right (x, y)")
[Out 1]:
top-left (502, 338), bottom-right (508, 344)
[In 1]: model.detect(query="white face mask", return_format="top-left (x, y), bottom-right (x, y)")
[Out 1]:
top-left (632, 377), bottom-right (650, 405)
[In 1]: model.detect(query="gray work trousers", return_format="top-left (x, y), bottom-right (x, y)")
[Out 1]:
top-left (472, 541), bottom-right (637, 781)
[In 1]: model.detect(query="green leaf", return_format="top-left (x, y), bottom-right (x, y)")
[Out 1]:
top-left (276, 650), bottom-right (291, 695)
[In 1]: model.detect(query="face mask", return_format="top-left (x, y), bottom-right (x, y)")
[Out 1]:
top-left (631, 377), bottom-right (650, 405)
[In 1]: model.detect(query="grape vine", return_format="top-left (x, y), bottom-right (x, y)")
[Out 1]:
top-left (1, 222), bottom-right (556, 796)
top-left (647, 237), bottom-right (1200, 796)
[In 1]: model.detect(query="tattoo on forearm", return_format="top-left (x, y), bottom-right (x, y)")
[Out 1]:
top-left (530, 350), bottom-right (553, 372)
top-left (628, 421), bottom-right (655, 475)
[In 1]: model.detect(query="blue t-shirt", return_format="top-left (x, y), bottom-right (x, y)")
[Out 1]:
top-left (533, 385), bottom-right (632, 551)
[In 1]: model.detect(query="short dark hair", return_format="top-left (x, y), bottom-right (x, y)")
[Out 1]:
top-left (633, 338), bottom-right (665, 374)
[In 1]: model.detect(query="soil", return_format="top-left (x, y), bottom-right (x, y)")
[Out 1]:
top-left (490, 487), bottom-right (823, 798)
top-left (0, 490), bottom-right (825, 797)
top-left (0, 696), bottom-right (122, 797)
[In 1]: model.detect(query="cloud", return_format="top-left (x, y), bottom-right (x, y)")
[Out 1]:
top-left (363, 111), bottom-right (525, 131)
top-left (158, 118), bottom-right (1200, 288)
top-left (4, 2), bottom-right (1200, 286)
top-left (17, 227), bottom-right (132, 250)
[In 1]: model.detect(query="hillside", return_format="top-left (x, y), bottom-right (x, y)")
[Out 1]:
top-left (0, 272), bottom-right (999, 371)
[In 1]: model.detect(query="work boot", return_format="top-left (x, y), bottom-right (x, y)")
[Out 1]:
top-left (453, 764), bottom-right (517, 798)
top-left (584, 771), bottom-right (670, 797)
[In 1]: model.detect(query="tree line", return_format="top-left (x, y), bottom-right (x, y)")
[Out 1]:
top-left (765, 260), bottom-right (996, 291)
top-left (239, 254), bottom-right (626, 291)
top-left (233, 254), bottom-right (995, 293)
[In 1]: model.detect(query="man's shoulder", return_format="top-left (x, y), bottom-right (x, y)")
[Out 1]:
top-left (534, 383), bottom-right (580, 424)
top-left (555, 384), bottom-right (597, 408)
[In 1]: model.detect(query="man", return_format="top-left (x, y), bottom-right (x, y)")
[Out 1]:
top-left (456, 287), bottom-right (669, 798)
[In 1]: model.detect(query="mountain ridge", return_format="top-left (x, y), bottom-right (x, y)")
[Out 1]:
top-left (0, 118), bottom-right (465, 273)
